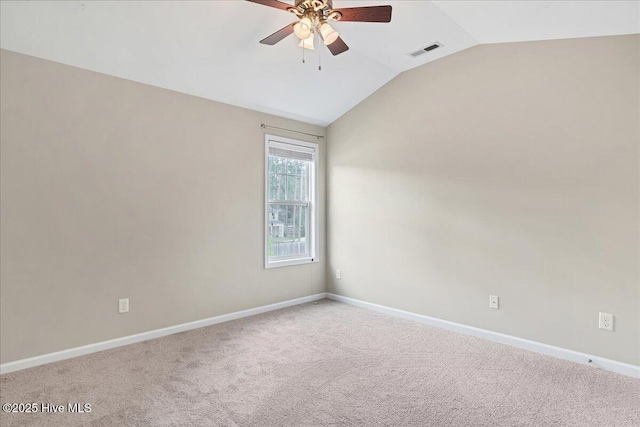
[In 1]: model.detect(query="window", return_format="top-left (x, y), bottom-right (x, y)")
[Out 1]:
top-left (265, 135), bottom-right (318, 269)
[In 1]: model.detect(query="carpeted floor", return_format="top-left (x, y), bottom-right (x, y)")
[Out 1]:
top-left (1, 299), bottom-right (639, 426)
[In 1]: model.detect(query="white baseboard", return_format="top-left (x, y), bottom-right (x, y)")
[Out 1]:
top-left (326, 293), bottom-right (640, 379)
top-left (0, 293), bottom-right (327, 375)
top-left (4, 292), bottom-right (637, 379)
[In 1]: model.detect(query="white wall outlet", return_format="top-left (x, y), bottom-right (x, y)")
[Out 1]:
top-left (598, 312), bottom-right (613, 331)
top-left (336, 269), bottom-right (341, 280)
top-left (118, 298), bottom-right (129, 314)
top-left (489, 295), bottom-right (499, 309)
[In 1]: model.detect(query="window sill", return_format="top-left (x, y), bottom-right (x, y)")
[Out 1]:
top-left (265, 257), bottom-right (318, 269)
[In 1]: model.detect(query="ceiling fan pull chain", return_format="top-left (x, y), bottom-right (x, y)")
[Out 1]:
top-left (318, 44), bottom-right (322, 71)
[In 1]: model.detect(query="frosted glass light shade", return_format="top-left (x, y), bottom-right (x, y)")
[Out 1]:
top-left (298, 32), bottom-right (315, 50)
top-left (319, 23), bottom-right (339, 46)
top-left (294, 17), bottom-right (312, 40)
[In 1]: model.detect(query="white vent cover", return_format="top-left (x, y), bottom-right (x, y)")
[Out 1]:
top-left (409, 42), bottom-right (443, 58)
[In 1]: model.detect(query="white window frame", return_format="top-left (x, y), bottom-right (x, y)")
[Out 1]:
top-left (265, 134), bottom-right (319, 269)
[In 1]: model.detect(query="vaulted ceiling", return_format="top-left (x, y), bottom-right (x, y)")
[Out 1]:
top-left (1, 1), bottom-right (638, 126)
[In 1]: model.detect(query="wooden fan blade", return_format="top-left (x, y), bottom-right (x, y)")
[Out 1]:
top-left (327, 36), bottom-right (349, 56)
top-left (260, 22), bottom-right (296, 45)
top-left (245, 0), bottom-right (294, 12)
top-left (333, 5), bottom-right (392, 23)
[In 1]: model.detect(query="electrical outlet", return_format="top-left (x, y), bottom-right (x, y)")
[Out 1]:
top-left (598, 312), bottom-right (613, 331)
top-left (489, 295), bottom-right (499, 309)
top-left (118, 298), bottom-right (129, 314)
top-left (336, 269), bottom-right (341, 280)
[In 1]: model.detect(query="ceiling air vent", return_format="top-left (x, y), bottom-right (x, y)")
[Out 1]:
top-left (409, 42), bottom-right (442, 58)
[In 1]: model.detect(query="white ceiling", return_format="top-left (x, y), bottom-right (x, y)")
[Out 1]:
top-left (434, 1), bottom-right (639, 44)
top-left (1, 1), bottom-right (638, 126)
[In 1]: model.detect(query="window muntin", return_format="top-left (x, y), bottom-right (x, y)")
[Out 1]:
top-left (265, 136), bottom-right (318, 268)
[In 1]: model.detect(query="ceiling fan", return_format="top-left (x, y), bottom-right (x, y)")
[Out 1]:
top-left (247, 0), bottom-right (392, 56)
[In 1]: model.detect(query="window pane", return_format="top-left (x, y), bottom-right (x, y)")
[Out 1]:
top-left (287, 175), bottom-right (297, 200)
top-left (269, 174), bottom-right (287, 200)
top-left (268, 155), bottom-right (309, 202)
top-left (287, 159), bottom-right (306, 175)
top-left (269, 174), bottom-right (278, 200)
top-left (278, 157), bottom-right (287, 173)
top-left (299, 175), bottom-right (306, 200)
top-left (278, 175), bottom-right (286, 200)
top-left (268, 204), bottom-right (308, 258)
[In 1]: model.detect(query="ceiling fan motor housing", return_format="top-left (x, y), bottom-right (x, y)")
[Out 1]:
top-left (295, 0), bottom-right (333, 9)
top-left (291, 0), bottom-right (340, 21)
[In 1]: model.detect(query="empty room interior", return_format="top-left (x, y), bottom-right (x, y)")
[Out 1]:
top-left (1, 0), bottom-right (639, 426)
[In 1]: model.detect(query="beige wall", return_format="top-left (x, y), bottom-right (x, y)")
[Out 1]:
top-left (327, 35), bottom-right (640, 365)
top-left (0, 49), bottom-right (326, 364)
top-left (2, 35), bottom-right (639, 367)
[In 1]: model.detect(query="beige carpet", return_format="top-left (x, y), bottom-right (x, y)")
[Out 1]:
top-left (1, 299), bottom-right (639, 426)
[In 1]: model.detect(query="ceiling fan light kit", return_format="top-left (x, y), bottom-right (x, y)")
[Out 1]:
top-left (298, 33), bottom-right (315, 50)
top-left (249, 0), bottom-right (392, 58)
top-left (293, 16), bottom-right (312, 39)
top-left (319, 23), bottom-right (339, 46)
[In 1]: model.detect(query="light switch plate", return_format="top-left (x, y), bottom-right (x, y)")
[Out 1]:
top-left (489, 295), bottom-right (499, 309)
